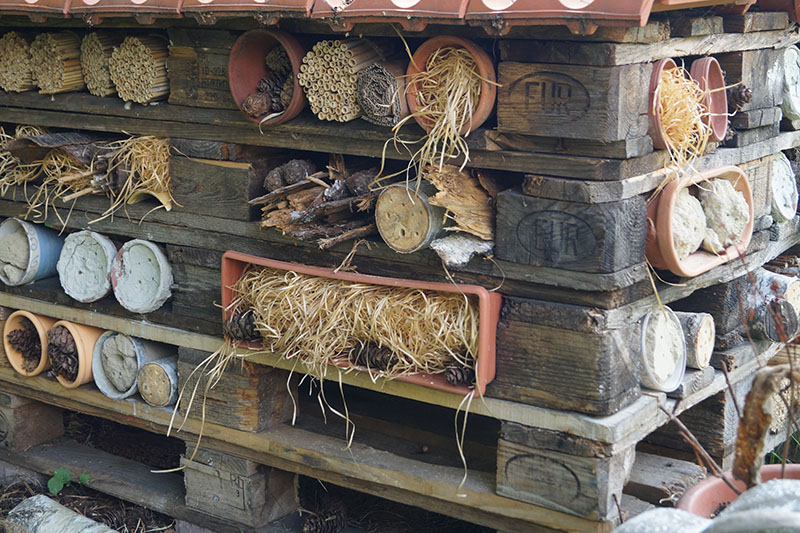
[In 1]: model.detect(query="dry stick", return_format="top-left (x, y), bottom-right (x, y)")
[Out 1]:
top-left (720, 364), bottom-right (744, 420)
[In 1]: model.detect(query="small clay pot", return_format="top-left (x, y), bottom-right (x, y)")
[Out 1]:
top-left (406, 36), bottom-right (496, 135)
top-left (3, 310), bottom-right (56, 377)
top-left (228, 28), bottom-right (307, 126)
top-left (48, 319), bottom-right (104, 389)
top-left (648, 58), bottom-right (678, 151)
top-left (690, 56), bottom-right (728, 143)
top-left (677, 464), bottom-right (800, 518)
top-left (646, 166), bottom-right (754, 278)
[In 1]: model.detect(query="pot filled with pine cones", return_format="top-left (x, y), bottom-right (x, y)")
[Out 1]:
top-left (47, 320), bottom-right (104, 389)
top-left (3, 310), bottom-right (56, 377)
top-left (228, 28), bottom-right (307, 126)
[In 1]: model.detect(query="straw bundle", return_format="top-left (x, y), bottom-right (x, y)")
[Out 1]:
top-left (298, 39), bottom-right (387, 122)
top-left (81, 32), bottom-right (122, 97)
top-left (356, 60), bottom-right (409, 127)
top-left (24, 150), bottom-right (94, 224)
top-left (109, 36), bottom-right (169, 104)
top-left (655, 66), bottom-right (711, 168)
top-left (0, 32), bottom-right (35, 93)
top-left (228, 265), bottom-right (479, 381)
top-left (29, 32), bottom-right (84, 95)
top-left (0, 125), bottom-right (48, 196)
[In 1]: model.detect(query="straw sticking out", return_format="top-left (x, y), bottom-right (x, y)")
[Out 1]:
top-left (656, 66), bottom-right (711, 169)
top-left (298, 39), bottom-right (389, 123)
top-left (229, 266), bottom-right (479, 381)
top-left (24, 150), bottom-right (94, 224)
top-left (0, 125), bottom-right (48, 196)
top-left (0, 32), bottom-right (36, 93)
top-left (356, 60), bottom-right (409, 127)
top-left (30, 32), bottom-right (84, 95)
top-left (109, 36), bottom-right (169, 104)
top-left (81, 32), bottom-right (122, 97)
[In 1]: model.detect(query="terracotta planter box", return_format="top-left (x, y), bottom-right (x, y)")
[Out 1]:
top-left (311, 0), bottom-right (468, 31)
top-left (0, 0), bottom-right (69, 18)
top-left (180, 0), bottom-right (312, 23)
top-left (68, 0), bottom-right (182, 23)
top-left (221, 250), bottom-right (500, 395)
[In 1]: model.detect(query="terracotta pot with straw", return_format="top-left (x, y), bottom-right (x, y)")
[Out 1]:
top-left (3, 310), bottom-right (56, 377)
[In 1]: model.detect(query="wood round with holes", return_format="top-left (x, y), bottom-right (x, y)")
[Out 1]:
top-left (674, 311), bottom-right (715, 370)
top-left (375, 182), bottom-right (446, 253)
top-left (138, 356), bottom-right (178, 407)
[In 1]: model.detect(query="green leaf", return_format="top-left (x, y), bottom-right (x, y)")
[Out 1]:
top-left (79, 473), bottom-right (90, 485)
top-left (47, 477), bottom-right (65, 496)
top-left (53, 468), bottom-right (71, 484)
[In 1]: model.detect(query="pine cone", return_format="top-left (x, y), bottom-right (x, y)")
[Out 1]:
top-left (445, 365), bottom-right (476, 386)
top-left (7, 327), bottom-right (41, 372)
top-left (242, 92), bottom-right (272, 118)
top-left (265, 46), bottom-right (291, 77)
top-left (353, 342), bottom-right (396, 371)
top-left (223, 310), bottom-right (261, 342)
top-left (727, 84), bottom-right (752, 113)
top-left (283, 159), bottom-right (317, 185)
top-left (256, 71), bottom-right (288, 113)
top-left (280, 77), bottom-right (294, 109)
top-left (264, 166), bottom-right (286, 192)
top-left (47, 325), bottom-right (78, 382)
top-left (301, 499), bottom-right (346, 533)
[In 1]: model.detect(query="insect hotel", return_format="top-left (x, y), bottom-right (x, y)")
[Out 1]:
top-left (1, 0), bottom-right (800, 531)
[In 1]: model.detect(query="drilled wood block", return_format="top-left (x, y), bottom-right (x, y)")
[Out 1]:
top-left (738, 155), bottom-right (772, 220)
top-left (718, 48), bottom-right (784, 113)
top-left (496, 189), bottom-right (647, 274)
top-left (0, 395), bottom-right (63, 451)
top-left (182, 447), bottom-right (297, 528)
top-left (496, 61), bottom-right (651, 142)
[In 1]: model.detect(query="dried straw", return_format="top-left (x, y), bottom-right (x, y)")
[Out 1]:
top-left (81, 32), bottom-right (122, 97)
top-left (655, 66), bottom-right (711, 169)
top-left (0, 32), bottom-right (35, 92)
top-left (24, 150), bottom-right (93, 226)
top-left (29, 32), bottom-right (84, 95)
top-left (108, 36), bottom-right (169, 104)
top-left (229, 265), bottom-right (479, 381)
top-left (0, 125), bottom-right (48, 196)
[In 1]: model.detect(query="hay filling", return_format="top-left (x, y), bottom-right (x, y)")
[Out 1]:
top-left (655, 66), bottom-right (711, 169)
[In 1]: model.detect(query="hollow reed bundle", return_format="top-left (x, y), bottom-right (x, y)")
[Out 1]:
top-left (297, 39), bottom-right (387, 122)
top-left (0, 32), bottom-right (35, 93)
top-left (109, 36), bottom-right (169, 104)
top-left (356, 60), bottom-right (409, 127)
top-left (655, 66), bottom-right (711, 169)
top-left (81, 32), bottom-right (122, 97)
top-left (228, 266), bottom-right (479, 381)
top-left (29, 32), bottom-right (84, 95)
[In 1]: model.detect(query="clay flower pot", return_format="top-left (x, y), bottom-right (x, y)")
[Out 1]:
top-left (677, 464), bottom-right (800, 517)
top-left (406, 36), bottom-right (496, 135)
top-left (690, 56), bottom-right (728, 143)
top-left (49, 320), bottom-right (104, 389)
top-left (645, 166), bottom-right (754, 278)
top-left (228, 29), bottom-right (307, 126)
top-left (648, 58), bottom-right (678, 151)
top-left (3, 310), bottom-right (56, 377)
top-left (221, 250), bottom-right (501, 395)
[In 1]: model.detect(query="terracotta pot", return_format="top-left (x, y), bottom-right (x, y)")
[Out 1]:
top-left (0, 0), bottom-right (70, 16)
top-left (48, 320), bottom-right (104, 389)
top-left (648, 58), bottom-right (678, 151)
top-left (3, 310), bottom-right (56, 377)
top-left (406, 36), bottom-right (496, 135)
top-left (677, 464), bottom-right (800, 517)
top-left (645, 166), bottom-right (754, 278)
top-left (690, 57), bottom-right (728, 143)
top-left (311, 0), bottom-right (468, 31)
top-left (758, 0), bottom-right (800, 22)
top-left (228, 29), bottom-right (307, 126)
top-left (221, 250), bottom-right (501, 395)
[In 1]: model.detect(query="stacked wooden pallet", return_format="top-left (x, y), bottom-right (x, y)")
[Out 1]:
top-left (0, 8), bottom-right (799, 533)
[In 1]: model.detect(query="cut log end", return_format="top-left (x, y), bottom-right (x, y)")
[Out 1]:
top-left (375, 184), bottom-right (443, 254)
top-left (674, 311), bottom-right (715, 370)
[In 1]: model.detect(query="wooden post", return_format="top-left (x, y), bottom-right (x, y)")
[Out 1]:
top-left (0, 392), bottom-right (63, 452)
top-left (182, 447), bottom-right (297, 528)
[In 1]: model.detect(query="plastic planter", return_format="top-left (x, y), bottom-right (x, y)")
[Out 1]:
top-left (689, 56), bottom-right (728, 143)
top-left (228, 29), bottom-right (307, 126)
top-left (406, 36), bottom-right (496, 135)
top-left (92, 331), bottom-right (175, 400)
top-left (110, 240), bottom-right (173, 314)
top-left (677, 464), bottom-right (800, 517)
top-left (645, 166), bottom-right (754, 278)
top-left (3, 310), bottom-right (56, 377)
top-left (221, 250), bottom-right (501, 395)
top-left (311, 0), bottom-right (468, 32)
top-left (56, 230), bottom-right (117, 303)
top-left (0, 218), bottom-right (65, 287)
top-left (48, 320), bottom-right (104, 389)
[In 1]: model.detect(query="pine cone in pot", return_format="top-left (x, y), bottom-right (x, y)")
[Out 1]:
top-left (7, 319), bottom-right (41, 373)
top-left (445, 364), bottom-right (476, 387)
top-left (301, 497), bottom-right (347, 533)
top-left (223, 309), bottom-right (262, 342)
top-left (47, 325), bottom-right (78, 382)
top-left (242, 92), bottom-right (272, 118)
top-left (256, 71), bottom-right (288, 113)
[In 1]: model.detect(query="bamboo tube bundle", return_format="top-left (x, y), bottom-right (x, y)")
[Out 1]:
top-left (0, 32), bottom-right (36, 93)
top-left (109, 36), bottom-right (169, 104)
top-left (356, 60), bottom-right (409, 127)
top-left (29, 32), bottom-right (84, 95)
top-left (81, 32), bottom-right (122, 97)
top-left (297, 39), bottom-right (388, 122)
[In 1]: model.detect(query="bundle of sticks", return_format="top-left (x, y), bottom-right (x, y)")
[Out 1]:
top-left (30, 32), bottom-right (84, 95)
top-left (109, 36), bottom-right (169, 104)
top-left (0, 32), bottom-right (35, 93)
top-left (297, 39), bottom-right (391, 122)
top-left (356, 60), bottom-right (409, 127)
top-left (250, 155), bottom-right (380, 249)
top-left (81, 32), bottom-right (122, 97)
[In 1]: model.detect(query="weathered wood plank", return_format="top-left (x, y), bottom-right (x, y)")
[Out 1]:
top-left (0, 394), bottom-right (63, 451)
top-left (477, 131), bottom-right (653, 159)
top-left (624, 452), bottom-right (706, 506)
top-left (722, 11), bottom-right (790, 33)
top-left (730, 107), bottom-right (783, 130)
top-left (723, 123), bottom-right (781, 149)
top-left (667, 366), bottom-right (717, 400)
top-left (671, 15), bottom-right (724, 37)
top-left (718, 48), bottom-right (785, 113)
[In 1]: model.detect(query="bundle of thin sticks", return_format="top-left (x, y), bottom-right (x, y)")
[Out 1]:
top-left (81, 32), bottom-right (122, 97)
top-left (298, 39), bottom-right (390, 122)
top-left (29, 32), bottom-right (84, 95)
top-left (356, 60), bottom-right (409, 127)
top-left (0, 32), bottom-right (35, 93)
top-left (109, 36), bottom-right (169, 104)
